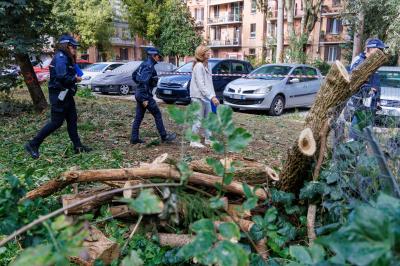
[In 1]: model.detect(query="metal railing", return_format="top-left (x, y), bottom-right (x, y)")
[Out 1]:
top-left (209, 38), bottom-right (241, 47)
top-left (208, 13), bottom-right (242, 24)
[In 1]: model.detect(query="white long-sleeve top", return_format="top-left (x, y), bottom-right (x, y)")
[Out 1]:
top-left (190, 62), bottom-right (216, 101)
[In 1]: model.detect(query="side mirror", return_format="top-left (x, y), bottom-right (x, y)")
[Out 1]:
top-left (289, 78), bottom-right (300, 84)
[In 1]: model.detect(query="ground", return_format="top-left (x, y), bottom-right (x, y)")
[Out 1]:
top-left (0, 89), bottom-right (306, 183)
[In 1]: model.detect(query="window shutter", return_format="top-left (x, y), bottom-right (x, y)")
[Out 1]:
top-left (324, 46), bottom-right (329, 61)
top-left (337, 46), bottom-right (342, 60)
top-left (326, 18), bottom-right (331, 33)
top-left (338, 19), bottom-right (343, 33)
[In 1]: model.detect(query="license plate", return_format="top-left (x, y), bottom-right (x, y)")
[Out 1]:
top-left (231, 94), bottom-right (245, 100)
top-left (163, 90), bottom-right (172, 95)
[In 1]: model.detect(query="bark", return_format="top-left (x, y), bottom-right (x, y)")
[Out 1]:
top-left (109, 205), bottom-right (137, 218)
top-left (298, 128), bottom-right (316, 156)
top-left (307, 204), bottom-right (317, 244)
top-left (61, 188), bottom-right (115, 215)
top-left (78, 226), bottom-right (119, 265)
top-left (278, 50), bottom-right (389, 192)
top-left (300, 0), bottom-right (322, 54)
top-left (352, 9), bottom-right (365, 61)
top-left (15, 53), bottom-right (47, 112)
top-left (285, 0), bottom-right (295, 63)
top-left (190, 158), bottom-right (278, 184)
top-left (23, 164), bottom-right (268, 200)
top-left (156, 233), bottom-right (194, 247)
top-left (276, 0), bottom-right (284, 63)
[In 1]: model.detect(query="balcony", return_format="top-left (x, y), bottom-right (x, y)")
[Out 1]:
top-left (208, 14), bottom-right (242, 25)
top-left (110, 37), bottom-right (135, 46)
top-left (321, 4), bottom-right (342, 15)
top-left (209, 38), bottom-right (241, 47)
top-left (195, 20), bottom-right (204, 27)
top-left (208, 0), bottom-right (243, 6)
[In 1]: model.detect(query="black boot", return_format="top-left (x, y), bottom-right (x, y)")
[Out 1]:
top-left (161, 132), bottom-right (177, 143)
top-left (25, 142), bottom-right (40, 159)
top-left (74, 145), bottom-right (92, 154)
top-left (130, 139), bottom-right (146, 145)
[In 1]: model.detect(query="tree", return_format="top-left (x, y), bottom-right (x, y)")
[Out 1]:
top-left (52, 0), bottom-right (114, 61)
top-left (123, 0), bottom-right (201, 60)
top-left (0, 0), bottom-right (54, 111)
top-left (300, 0), bottom-right (322, 55)
top-left (276, 0), bottom-right (284, 63)
top-left (158, 0), bottom-right (201, 63)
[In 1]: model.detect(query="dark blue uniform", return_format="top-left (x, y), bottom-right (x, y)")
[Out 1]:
top-left (130, 57), bottom-right (167, 142)
top-left (29, 50), bottom-right (82, 149)
top-left (349, 52), bottom-right (381, 140)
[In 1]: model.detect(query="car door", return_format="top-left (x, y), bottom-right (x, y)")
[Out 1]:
top-left (212, 61), bottom-right (232, 99)
top-left (285, 67), bottom-right (307, 107)
top-left (302, 67), bottom-right (321, 106)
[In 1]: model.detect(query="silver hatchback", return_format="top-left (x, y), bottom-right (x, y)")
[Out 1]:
top-left (223, 64), bottom-right (323, 115)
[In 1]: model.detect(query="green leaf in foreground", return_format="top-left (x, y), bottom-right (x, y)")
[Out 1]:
top-left (125, 189), bottom-right (163, 214)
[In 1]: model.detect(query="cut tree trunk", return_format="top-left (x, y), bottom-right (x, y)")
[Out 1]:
top-left (23, 164), bottom-right (267, 201)
top-left (278, 49), bottom-right (388, 193)
top-left (79, 226), bottom-right (119, 265)
top-left (15, 53), bottom-right (47, 112)
top-left (61, 188), bottom-right (115, 215)
top-left (190, 158), bottom-right (278, 184)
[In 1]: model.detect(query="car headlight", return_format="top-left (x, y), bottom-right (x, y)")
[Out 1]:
top-left (182, 80), bottom-right (189, 88)
top-left (254, 85), bottom-right (272, 94)
top-left (157, 78), bottom-right (162, 87)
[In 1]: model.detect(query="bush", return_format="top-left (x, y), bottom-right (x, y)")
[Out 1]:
top-left (311, 59), bottom-right (331, 76)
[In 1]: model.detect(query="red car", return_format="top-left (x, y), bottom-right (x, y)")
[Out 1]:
top-left (33, 59), bottom-right (92, 83)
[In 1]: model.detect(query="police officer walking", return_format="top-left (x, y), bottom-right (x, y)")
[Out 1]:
top-left (130, 48), bottom-right (176, 144)
top-left (348, 38), bottom-right (388, 141)
top-left (25, 34), bottom-right (91, 159)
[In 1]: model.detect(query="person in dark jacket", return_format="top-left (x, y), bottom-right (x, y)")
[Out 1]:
top-left (130, 48), bottom-right (176, 144)
top-left (25, 34), bottom-right (91, 159)
top-left (348, 38), bottom-right (388, 141)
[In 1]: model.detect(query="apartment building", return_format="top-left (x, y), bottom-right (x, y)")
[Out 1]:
top-left (186, 0), bottom-right (348, 64)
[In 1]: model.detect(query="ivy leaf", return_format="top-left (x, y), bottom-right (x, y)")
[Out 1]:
top-left (289, 245), bottom-right (313, 264)
top-left (177, 231), bottom-right (216, 259)
top-left (270, 188), bottom-right (295, 205)
top-left (207, 240), bottom-right (249, 266)
top-left (218, 222), bottom-right (240, 242)
top-left (177, 161), bottom-right (192, 183)
top-left (309, 244), bottom-right (326, 263)
top-left (125, 189), bottom-right (163, 214)
top-left (209, 197), bottom-right (226, 209)
top-left (223, 173), bottom-right (234, 185)
top-left (264, 207), bottom-right (278, 224)
top-left (227, 128), bottom-right (252, 152)
top-left (191, 218), bottom-right (215, 234)
top-left (211, 141), bottom-right (225, 154)
top-left (121, 250), bottom-right (144, 266)
top-left (243, 197), bottom-right (258, 211)
top-left (249, 224), bottom-right (264, 242)
top-left (206, 158), bottom-right (225, 177)
top-left (243, 183), bottom-right (253, 198)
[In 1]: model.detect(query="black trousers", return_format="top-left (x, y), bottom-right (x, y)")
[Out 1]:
top-left (30, 93), bottom-right (82, 148)
top-left (131, 97), bottom-right (167, 141)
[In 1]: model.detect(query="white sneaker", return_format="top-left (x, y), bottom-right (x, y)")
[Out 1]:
top-left (190, 142), bottom-right (205, 148)
top-left (204, 139), bottom-right (212, 146)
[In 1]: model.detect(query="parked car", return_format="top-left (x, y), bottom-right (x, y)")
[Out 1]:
top-left (33, 58), bottom-right (51, 83)
top-left (344, 66), bottom-right (400, 127)
top-left (78, 62), bottom-right (125, 88)
top-left (76, 59), bottom-right (93, 69)
top-left (0, 65), bottom-right (20, 78)
top-left (91, 61), bottom-right (175, 95)
top-left (223, 64), bottom-right (323, 116)
top-left (155, 58), bottom-right (253, 104)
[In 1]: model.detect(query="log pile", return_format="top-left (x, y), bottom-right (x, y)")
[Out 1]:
top-left (18, 154), bottom-right (277, 264)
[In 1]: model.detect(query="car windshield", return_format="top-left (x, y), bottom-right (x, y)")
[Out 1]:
top-left (112, 61), bottom-right (142, 72)
top-left (176, 61), bottom-right (217, 73)
top-left (247, 65), bottom-right (292, 80)
top-left (85, 63), bottom-right (108, 72)
top-left (379, 71), bottom-right (400, 88)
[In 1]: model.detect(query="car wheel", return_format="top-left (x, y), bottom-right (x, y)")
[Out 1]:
top-left (269, 95), bottom-right (285, 116)
top-left (119, 84), bottom-right (130, 95)
top-left (163, 100), bottom-right (175, 104)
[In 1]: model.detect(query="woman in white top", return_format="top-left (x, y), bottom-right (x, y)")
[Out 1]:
top-left (189, 45), bottom-right (220, 148)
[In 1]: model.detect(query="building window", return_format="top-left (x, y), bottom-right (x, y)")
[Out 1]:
top-left (194, 8), bottom-right (204, 21)
top-left (267, 22), bottom-right (276, 37)
top-left (120, 48), bottom-right (129, 60)
top-left (327, 18), bottom-right (342, 34)
top-left (249, 48), bottom-right (256, 56)
top-left (214, 5), bottom-right (219, 18)
top-left (250, 23), bottom-right (256, 38)
top-left (332, 0), bottom-right (341, 6)
top-left (214, 26), bottom-right (221, 40)
top-left (325, 45), bottom-right (341, 62)
top-left (251, 0), bottom-right (257, 14)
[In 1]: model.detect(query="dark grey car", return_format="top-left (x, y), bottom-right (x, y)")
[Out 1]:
top-left (91, 61), bottom-right (176, 95)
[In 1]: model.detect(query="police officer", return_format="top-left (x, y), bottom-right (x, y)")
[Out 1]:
top-left (25, 34), bottom-right (91, 159)
top-left (130, 47), bottom-right (176, 144)
top-left (348, 38), bottom-right (388, 141)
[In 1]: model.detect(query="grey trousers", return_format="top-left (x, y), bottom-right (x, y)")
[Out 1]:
top-left (191, 98), bottom-right (212, 140)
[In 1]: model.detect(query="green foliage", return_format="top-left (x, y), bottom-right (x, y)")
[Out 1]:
top-left (128, 234), bottom-right (169, 265)
top-left (288, 244), bottom-right (326, 265)
top-left (311, 59), bottom-right (331, 76)
top-left (121, 250), bottom-right (144, 266)
top-left (286, 34), bottom-right (308, 64)
top-left (123, 189), bottom-right (163, 214)
top-left (10, 216), bottom-right (87, 266)
top-left (76, 87), bottom-right (95, 98)
top-left (177, 219), bottom-right (249, 266)
top-left (123, 0), bottom-right (201, 57)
